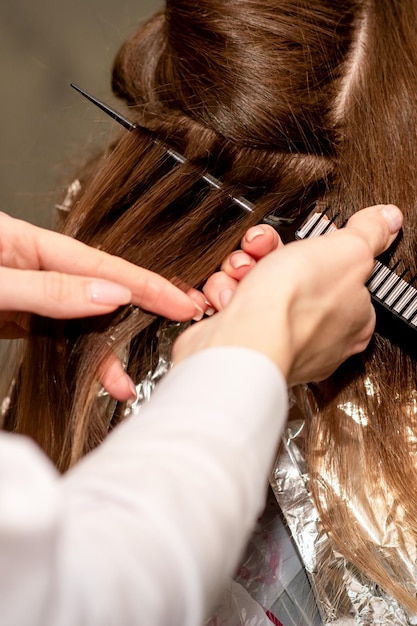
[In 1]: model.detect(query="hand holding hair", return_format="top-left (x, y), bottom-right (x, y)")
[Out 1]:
top-left (173, 204), bottom-right (403, 385)
top-left (201, 224), bottom-right (283, 310)
top-left (0, 212), bottom-right (279, 400)
top-left (0, 211), bottom-right (200, 401)
top-left (0, 211), bottom-right (201, 332)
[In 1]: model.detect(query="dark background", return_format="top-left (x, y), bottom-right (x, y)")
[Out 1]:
top-left (0, 0), bottom-right (161, 228)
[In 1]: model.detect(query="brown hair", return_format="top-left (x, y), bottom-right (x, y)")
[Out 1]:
top-left (5, 0), bottom-right (417, 613)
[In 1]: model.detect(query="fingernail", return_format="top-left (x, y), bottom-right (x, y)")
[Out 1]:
top-left (381, 204), bottom-right (403, 233)
top-left (219, 288), bottom-right (234, 308)
top-left (89, 280), bottom-right (131, 305)
top-left (244, 225), bottom-right (266, 243)
top-left (192, 306), bottom-right (204, 322)
top-left (230, 251), bottom-right (251, 269)
top-left (205, 306), bottom-right (216, 317)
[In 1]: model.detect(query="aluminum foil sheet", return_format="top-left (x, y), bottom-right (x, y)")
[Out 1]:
top-left (55, 179), bottom-right (82, 214)
top-left (125, 322), bottom-right (188, 416)
top-left (271, 385), bottom-right (417, 625)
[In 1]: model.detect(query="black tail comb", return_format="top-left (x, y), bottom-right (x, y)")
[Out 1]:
top-left (70, 83), bottom-right (257, 215)
top-left (71, 84), bottom-right (416, 353)
top-left (71, 83), bottom-right (138, 132)
top-left (296, 213), bottom-right (417, 354)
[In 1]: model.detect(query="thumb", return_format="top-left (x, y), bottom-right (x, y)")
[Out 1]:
top-left (345, 204), bottom-right (403, 257)
top-left (0, 267), bottom-right (132, 318)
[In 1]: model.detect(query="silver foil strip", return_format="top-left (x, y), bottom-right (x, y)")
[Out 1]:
top-left (270, 386), bottom-right (417, 625)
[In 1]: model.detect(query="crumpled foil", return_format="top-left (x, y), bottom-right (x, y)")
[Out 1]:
top-left (125, 322), bottom-right (188, 416)
top-left (55, 179), bottom-right (82, 214)
top-left (271, 385), bottom-right (417, 625)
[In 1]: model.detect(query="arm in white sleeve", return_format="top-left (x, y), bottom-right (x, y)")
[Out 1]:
top-left (0, 347), bottom-right (288, 626)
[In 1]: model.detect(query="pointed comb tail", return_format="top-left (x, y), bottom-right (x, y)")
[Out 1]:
top-left (70, 83), bottom-right (138, 132)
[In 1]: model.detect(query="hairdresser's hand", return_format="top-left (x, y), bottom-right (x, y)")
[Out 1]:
top-left (102, 223), bottom-right (280, 400)
top-left (173, 204), bottom-right (403, 385)
top-left (186, 224), bottom-right (281, 314)
top-left (204, 224), bottom-right (282, 309)
top-left (0, 211), bottom-right (204, 399)
top-left (0, 212), bottom-right (200, 330)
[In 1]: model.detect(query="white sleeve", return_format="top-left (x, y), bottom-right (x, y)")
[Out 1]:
top-left (0, 347), bottom-right (287, 626)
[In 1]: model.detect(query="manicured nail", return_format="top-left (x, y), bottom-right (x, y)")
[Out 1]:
top-left (381, 204), bottom-right (403, 233)
top-left (230, 251), bottom-right (251, 270)
top-left (205, 306), bottom-right (216, 317)
top-left (244, 225), bottom-right (266, 243)
top-left (89, 280), bottom-right (131, 305)
top-left (193, 306), bottom-right (205, 322)
top-left (219, 288), bottom-right (234, 308)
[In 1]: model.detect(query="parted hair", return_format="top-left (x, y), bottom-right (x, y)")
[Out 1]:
top-left (5, 0), bottom-right (417, 613)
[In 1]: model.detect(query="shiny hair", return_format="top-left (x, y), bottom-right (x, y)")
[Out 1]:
top-left (5, 0), bottom-right (417, 612)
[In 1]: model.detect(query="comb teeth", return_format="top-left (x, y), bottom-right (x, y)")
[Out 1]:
top-left (296, 213), bottom-right (417, 347)
top-left (295, 210), bottom-right (337, 239)
top-left (321, 212), bottom-right (339, 234)
top-left (366, 259), bottom-right (401, 291)
top-left (300, 206), bottom-right (331, 238)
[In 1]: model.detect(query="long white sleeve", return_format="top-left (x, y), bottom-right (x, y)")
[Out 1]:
top-left (0, 347), bottom-right (287, 626)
